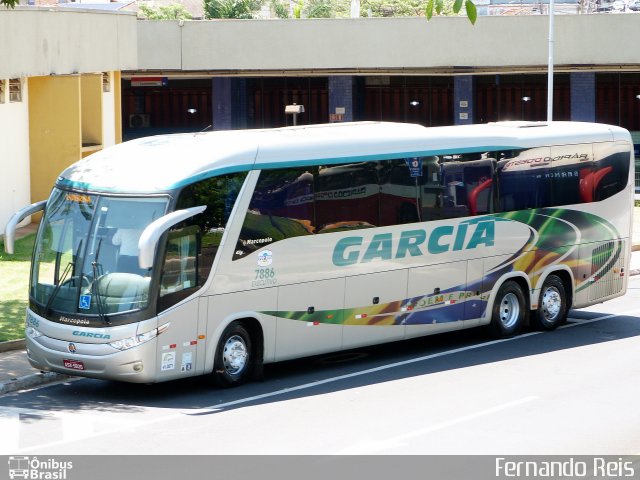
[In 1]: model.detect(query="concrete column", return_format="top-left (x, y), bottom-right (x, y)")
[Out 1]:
top-left (454, 76), bottom-right (474, 125)
top-left (328, 76), bottom-right (354, 122)
top-left (570, 72), bottom-right (596, 122)
top-left (231, 78), bottom-right (247, 130)
top-left (212, 77), bottom-right (248, 130)
top-left (212, 77), bottom-right (232, 131)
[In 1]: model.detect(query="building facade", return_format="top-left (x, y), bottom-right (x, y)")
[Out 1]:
top-left (0, 8), bottom-right (136, 229)
top-left (123, 16), bottom-right (640, 153)
top-left (2, 12), bottom-right (639, 232)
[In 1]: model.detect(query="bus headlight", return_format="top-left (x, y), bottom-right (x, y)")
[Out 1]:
top-left (26, 326), bottom-right (43, 339)
top-left (108, 323), bottom-right (170, 351)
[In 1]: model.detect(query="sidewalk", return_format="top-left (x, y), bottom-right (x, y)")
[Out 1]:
top-left (2, 219), bottom-right (640, 395)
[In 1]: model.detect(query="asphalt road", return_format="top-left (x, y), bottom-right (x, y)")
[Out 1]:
top-left (2, 277), bottom-right (640, 455)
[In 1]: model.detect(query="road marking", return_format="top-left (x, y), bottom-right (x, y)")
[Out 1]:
top-left (341, 396), bottom-right (539, 454)
top-left (560, 307), bottom-right (640, 329)
top-left (0, 411), bottom-right (21, 452)
top-left (13, 307), bottom-right (640, 453)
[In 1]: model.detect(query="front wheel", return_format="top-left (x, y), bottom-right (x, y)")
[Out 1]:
top-left (531, 274), bottom-right (567, 330)
top-left (488, 280), bottom-right (526, 338)
top-left (212, 323), bottom-right (253, 387)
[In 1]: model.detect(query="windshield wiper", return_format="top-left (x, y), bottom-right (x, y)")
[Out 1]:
top-left (43, 239), bottom-right (83, 316)
top-left (91, 238), bottom-right (110, 325)
top-left (44, 261), bottom-right (73, 315)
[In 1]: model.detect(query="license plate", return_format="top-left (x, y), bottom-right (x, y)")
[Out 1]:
top-left (63, 359), bottom-right (85, 371)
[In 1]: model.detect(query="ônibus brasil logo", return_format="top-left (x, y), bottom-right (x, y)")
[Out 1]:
top-left (7, 456), bottom-right (73, 480)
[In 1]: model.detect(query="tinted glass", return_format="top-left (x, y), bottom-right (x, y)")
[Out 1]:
top-left (234, 168), bottom-right (315, 260)
top-left (315, 162), bottom-right (379, 233)
top-left (159, 172), bottom-right (247, 311)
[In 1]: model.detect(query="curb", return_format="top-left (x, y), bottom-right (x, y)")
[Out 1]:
top-left (0, 340), bottom-right (71, 395)
top-left (0, 371), bottom-right (71, 396)
top-left (0, 339), bottom-right (25, 353)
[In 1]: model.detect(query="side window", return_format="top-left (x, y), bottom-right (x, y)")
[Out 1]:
top-left (497, 148), bottom-right (553, 212)
top-left (234, 168), bottom-right (315, 260)
top-left (419, 156), bottom-right (442, 221)
top-left (315, 162), bottom-right (379, 233)
top-left (550, 144), bottom-right (594, 206)
top-left (592, 143), bottom-right (631, 202)
top-left (440, 154), bottom-right (495, 218)
top-left (160, 226), bottom-right (198, 297)
top-left (379, 159), bottom-right (421, 226)
top-left (158, 172), bottom-right (247, 311)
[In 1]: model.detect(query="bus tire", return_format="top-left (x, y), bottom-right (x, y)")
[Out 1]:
top-left (532, 274), bottom-right (567, 331)
top-left (488, 280), bottom-right (526, 338)
top-left (212, 322), bottom-right (253, 388)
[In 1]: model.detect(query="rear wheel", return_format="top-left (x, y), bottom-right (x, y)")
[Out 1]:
top-left (488, 280), bottom-right (526, 338)
top-left (212, 323), bottom-right (253, 387)
top-left (532, 274), bottom-right (567, 330)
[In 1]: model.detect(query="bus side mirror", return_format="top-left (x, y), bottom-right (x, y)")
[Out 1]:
top-left (138, 206), bottom-right (207, 270)
top-left (4, 200), bottom-right (47, 254)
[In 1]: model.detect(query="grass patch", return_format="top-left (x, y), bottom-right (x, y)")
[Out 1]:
top-left (0, 234), bottom-right (36, 342)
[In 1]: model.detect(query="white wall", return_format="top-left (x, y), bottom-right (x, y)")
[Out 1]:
top-left (137, 15), bottom-right (640, 73)
top-left (0, 78), bottom-right (31, 233)
top-left (0, 9), bottom-right (137, 79)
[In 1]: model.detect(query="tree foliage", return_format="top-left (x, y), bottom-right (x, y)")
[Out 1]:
top-left (304, 0), bottom-right (335, 17)
top-left (268, 0), bottom-right (477, 22)
top-left (270, 0), bottom-right (290, 17)
top-left (1, 0), bottom-right (19, 8)
top-left (361, 0), bottom-right (427, 16)
top-left (426, 0), bottom-right (476, 23)
top-left (138, 3), bottom-right (193, 19)
top-left (204, 0), bottom-right (264, 18)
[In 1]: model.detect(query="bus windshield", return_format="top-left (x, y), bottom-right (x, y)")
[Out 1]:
top-left (31, 188), bottom-right (168, 318)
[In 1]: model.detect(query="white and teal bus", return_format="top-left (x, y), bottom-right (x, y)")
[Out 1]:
top-left (4, 121), bottom-right (634, 386)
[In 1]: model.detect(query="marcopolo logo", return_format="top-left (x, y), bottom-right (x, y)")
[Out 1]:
top-left (8, 456), bottom-right (73, 480)
top-left (332, 219), bottom-right (496, 267)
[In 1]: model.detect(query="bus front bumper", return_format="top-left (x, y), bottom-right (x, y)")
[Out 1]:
top-left (25, 334), bottom-right (159, 384)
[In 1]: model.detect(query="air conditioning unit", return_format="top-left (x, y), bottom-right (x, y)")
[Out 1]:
top-left (129, 114), bottom-right (150, 128)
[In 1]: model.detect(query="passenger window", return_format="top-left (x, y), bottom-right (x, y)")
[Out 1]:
top-left (419, 156), bottom-right (442, 221)
top-left (549, 144), bottom-right (594, 206)
top-left (234, 168), bottom-right (315, 259)
top-left (379, 159), bottom-right (421, 226)
top-left (315, 162), bottom-right (379, 233)
top-left (440, 155), bottom-right (495, 218)
top-left (497, 148), bottom-right (553, 211)
top-left (592, 143), bottom-right (630, 202)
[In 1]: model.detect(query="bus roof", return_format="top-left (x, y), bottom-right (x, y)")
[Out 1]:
top-left (57, 121), bottom-right (630, 193)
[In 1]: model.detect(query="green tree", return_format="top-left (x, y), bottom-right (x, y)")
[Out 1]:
top-left (138, 3), bottom-right (193, 19)
top-left (304, 0), bottom-right (335, 17)
top-left (204, 0), bottom-right (264, 18)
top-left (270, 0), bottom-right (289, 17)
top-left (426, 0), bottom-right (477, 23)
top-left (361, 0), bottom-right (427, 16)
top-left (1, 0), bottom-right (19, 7)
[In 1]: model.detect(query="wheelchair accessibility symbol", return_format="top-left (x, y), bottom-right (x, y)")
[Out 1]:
top-left (79, 295), bottom-right (92, 310)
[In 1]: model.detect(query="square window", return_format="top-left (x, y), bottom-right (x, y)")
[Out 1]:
top-left (102, 72), bottom-right (111, 93)
top-left (9, 78), bottom-right (22, 103)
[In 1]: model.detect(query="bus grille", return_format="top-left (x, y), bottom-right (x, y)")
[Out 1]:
top-left (588, 240), bottom-right (625, 302)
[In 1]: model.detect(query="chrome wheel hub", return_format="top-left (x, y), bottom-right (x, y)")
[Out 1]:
top-left (541, 287), bottom-right (561, 321)
top-left (222, 335), bottom-right (248, 375)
